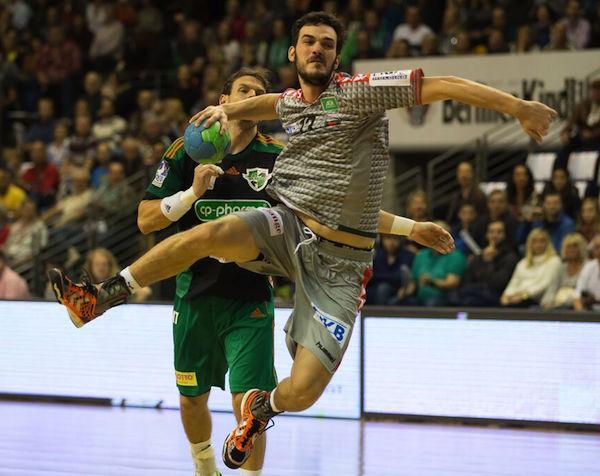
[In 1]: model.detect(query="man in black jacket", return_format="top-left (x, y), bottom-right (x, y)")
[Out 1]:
top-left (454, 221), bottom-right (519, 306)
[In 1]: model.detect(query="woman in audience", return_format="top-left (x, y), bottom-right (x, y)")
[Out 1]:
top-left (576, 197), bottom-right (600, 242)
top-left (85, 247), bottom-right (152, 302)
top-left (541, 232), bottom-right (588, 308)
top-left (501, 228), bottom-right (562, 306)
top-left (506, 164), bottom-right (541, 221)
top-left (542, 168), bottom-right (581, 219)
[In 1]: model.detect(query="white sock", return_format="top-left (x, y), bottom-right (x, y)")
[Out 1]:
top-left (119, 267), bottom-right (142, 293)
top-left (190, 439), bottom-right (218, 476)
top-left (270, 388), bottom-right (281, 413)
top-left (240, 470), bottom-right (262, 476)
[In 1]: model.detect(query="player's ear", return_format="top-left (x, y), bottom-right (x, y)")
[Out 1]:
top-left (288, 45), bottom-right (295, 63)
top-left (333, 54), bottom-right (340, 71)
top-left (219, 94), bottom-right (228, 105)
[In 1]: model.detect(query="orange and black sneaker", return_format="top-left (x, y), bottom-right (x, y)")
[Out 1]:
top-left (48, 268), bottom-right (130, 328)
top-left (222, 389), bottom-right (279, 469)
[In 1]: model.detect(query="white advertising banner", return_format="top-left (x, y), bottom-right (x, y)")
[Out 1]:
top-left (0, 302), bottom-right (361, 419)
top-left (354, 50), bottom-right (600, 150)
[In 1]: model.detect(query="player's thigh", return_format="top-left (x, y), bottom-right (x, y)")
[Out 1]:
top-left (207, 214), bottom-right (260, 262)
top-left (173, 295), bottom-right (228, 396)
top-left (220, 297), bottom-right (277, 396)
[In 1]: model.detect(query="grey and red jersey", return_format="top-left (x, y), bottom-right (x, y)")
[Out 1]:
top-left (270, 69), bottom-right (423, 238)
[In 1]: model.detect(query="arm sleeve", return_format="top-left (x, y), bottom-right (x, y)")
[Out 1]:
top-left (338, 69), bottom-right (424, 115)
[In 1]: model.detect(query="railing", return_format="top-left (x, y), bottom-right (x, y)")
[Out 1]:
top-left (14, 170), bottom-right (150, 296)
top-left (392, 166), bottom-right (423, 214)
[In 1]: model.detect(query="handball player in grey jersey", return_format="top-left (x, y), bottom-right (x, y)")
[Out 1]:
top-left (49, 11), bottom-right (557, 469)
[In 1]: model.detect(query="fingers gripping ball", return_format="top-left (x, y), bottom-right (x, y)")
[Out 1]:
top-left (184, 121), bottom-right (231, 164)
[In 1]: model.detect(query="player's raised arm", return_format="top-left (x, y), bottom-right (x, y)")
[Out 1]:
top-left (189, 93), bottom-right (280, 133)
top-left (421, 76), bottom-right (558, 143)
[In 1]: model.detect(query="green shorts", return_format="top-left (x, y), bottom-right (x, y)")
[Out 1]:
top-left (173, 292), bottom-right (277, 397)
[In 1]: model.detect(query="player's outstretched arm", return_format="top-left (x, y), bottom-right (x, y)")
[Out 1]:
top-left (189, 93), bottom-right (280, 133)
top-left (421, 76), bottom-right (557, 143)
top-left (378, 210), bottom-right (454, 254)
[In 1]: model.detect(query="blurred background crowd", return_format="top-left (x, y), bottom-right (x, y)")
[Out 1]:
top-left (0, 0), bottom-right (599, 310)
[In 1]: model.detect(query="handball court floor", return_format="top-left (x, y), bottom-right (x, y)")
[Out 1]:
top-left (1, 401), bottom-right (599, 476)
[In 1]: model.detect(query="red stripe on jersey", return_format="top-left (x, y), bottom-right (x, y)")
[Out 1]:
top-left (335, 72), bottom-right (370, 86)
top-left (358, 266), bottom-right (374, 311)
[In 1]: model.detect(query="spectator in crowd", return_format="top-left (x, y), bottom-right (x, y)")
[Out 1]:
top-left (541, 232), bottom-right (588, 308)
top-left (41, 168), bottom-right (93, 229)
top-left (543, 168), bottom-right (581, 219)
top-left (363, 8), bottom-right (388, 56)
top-left (406, 189), bottom-right (429, 222)
top-left (46, 120), bottom-right (70, 168)
top-left (120, 137), bottom-right (143, 177)
top-left (0, 167), bottom-right (27, 217)
top-left (559, 0), bottom-right (591, 49)
top-left (174, 20), bottom-right (206, 69)
top-left (2, 199), bottom-right (48, 265)
top-left (80, 71), bottom-right (103, 119)
top-left (89, 4), bottom-right (125, 72)
top-left (420, 33), bottom-right (440, 56)
top-left (577, 197), bottom-right (600, 242)
top-left (93, 161), bottom-right (135, 217)
top-left (486, 29), bottom-right (509, 53)
top-left (453, 30), bottom-right (473, 55)
top-left (0, 249), bottom-right (29, 300)
top-left (392, 5), bottom-right (433, 53)
top-left (21, 141), bottom-right (60, 210)
top-left (530, 192), bottom-right (576, 251)
top-left (66, 115), bottom-right (96, 172)
top-left (573, 234), bottom-right (600, 310)
top-left (501, 228), bottom-right (562, 307)
top-left (454, 220), bottom-right (519, 306)
top-left (513, 25), bottom-right (537, 53)
top-left (92, 98), bottom-right (127, 148)
top-left (453, 202), bottom-right (480, 257)
top-left (24, 97), bottom-right (56, 145)
top-left (439, 6), bottom-right (463, 55)
top-left (561, 79), bottom-right (600, 150)
top-left (532, 3), bottom-right (554, 49)
top-left (472, 189), bottom-right (519, 247)
top-left (90, 142), bottom-right (112, 188)
top-left (216, 20), bottom-right (241, 73)
top-left (129, 89), bottom-right (159, 137)
top-left (409, 221), bottom-right (467, 306)
top-left (161, 98), bottom-right (187, 140)
top-left (267, 18), bottom-right (290, 72)
top-left (545, 22), bottom-right (572, 50)
top-left (386, 38), bottom-right (412, 58)
top-left (169, 65), bottom-right (199, 115)
top-left (367, 234), bottom-right (414, 305)
top-left (445, 161), bottom-right (487, 225)
top-left (34, 25), bottom-right (82, 116)
top-left (507, 164), bottom-right (541, 221)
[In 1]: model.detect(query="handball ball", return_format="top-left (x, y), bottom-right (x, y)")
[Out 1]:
top-left (184, 121), bottom-right (231, 164)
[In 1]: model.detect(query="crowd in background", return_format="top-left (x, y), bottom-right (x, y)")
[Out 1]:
top-left (0, 0), bottom-right (599, 308)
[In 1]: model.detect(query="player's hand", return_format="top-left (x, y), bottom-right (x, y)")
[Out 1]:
top-left (192, 164), bottom-right (224, 198)
top-left (409, 221), bottom-right (455, 254)
top-left (516, 100), bottom-right (558, 144)
top-left (189, 105), bottom-right (229, 133)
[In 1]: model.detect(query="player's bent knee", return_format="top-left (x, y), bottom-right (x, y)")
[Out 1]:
top-left (180, 393), bottom-right (210, 413)
top-left (289, 378), bottom-right (326, 410)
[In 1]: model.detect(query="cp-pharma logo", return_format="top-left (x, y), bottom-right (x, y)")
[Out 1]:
top-left (320, 96), bottom-right (339, 112)
top-left (195, 199), bottom-right (271, 221)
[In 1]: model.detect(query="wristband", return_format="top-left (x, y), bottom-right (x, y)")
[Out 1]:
top-left (160, 187), bottom-right (198, 222)
top-left (391, 216), bottom-right (415, 236)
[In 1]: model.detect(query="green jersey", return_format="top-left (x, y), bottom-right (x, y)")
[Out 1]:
top-left (145, 132), bottom-right (284, 301)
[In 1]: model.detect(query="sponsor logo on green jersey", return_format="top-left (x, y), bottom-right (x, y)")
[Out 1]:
top-left (195, 199), bottom-right (271, 221)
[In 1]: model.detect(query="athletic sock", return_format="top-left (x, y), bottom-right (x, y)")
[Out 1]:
top-left (190, 439), bottom-right (218, 476)
top-left (240, 470), bottom-right (262, 476)
top-left (118, 267), bottom-right (142, 293)
top-left (269, 388), bottom-right (282, 414)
